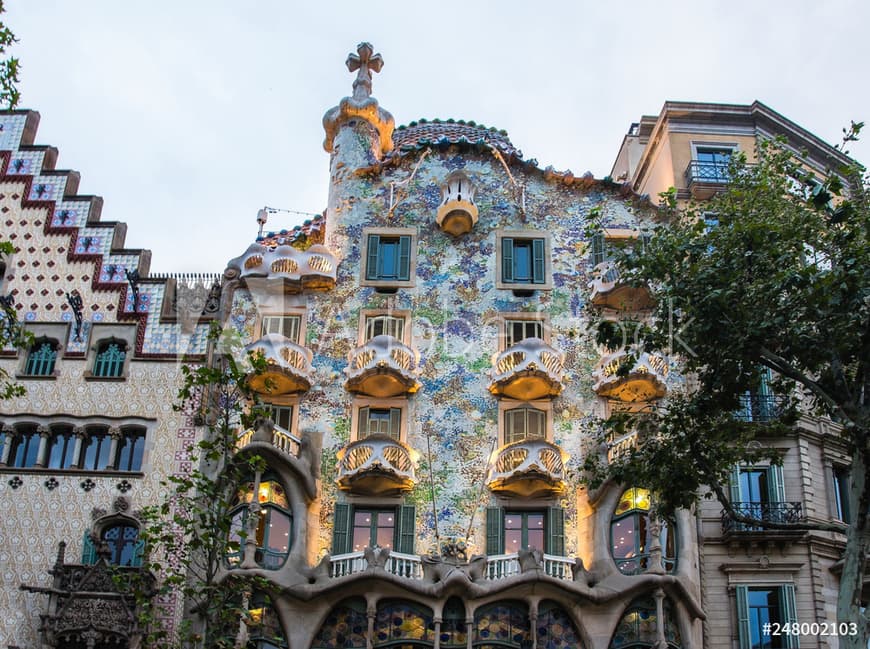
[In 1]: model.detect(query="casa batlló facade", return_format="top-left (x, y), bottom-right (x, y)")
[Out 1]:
top-left (0, 42), bottom-right (857, 649)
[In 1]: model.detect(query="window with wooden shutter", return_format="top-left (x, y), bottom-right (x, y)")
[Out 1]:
top-left (396, 505), bottom-right (416, 554)
top-left (497, 231), bottom-right (552, 290)
top-left (332, 503), bottom-right (352, 554)
top-left (546, 506), bottom-right (565, 556)
top-left (485, 506), bottom-right (504, 556)
top-left (361, 228), bottom-right (417, 288)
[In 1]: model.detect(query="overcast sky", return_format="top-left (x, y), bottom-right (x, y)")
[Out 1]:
top-left (7, 1), bottom-right (869, 273)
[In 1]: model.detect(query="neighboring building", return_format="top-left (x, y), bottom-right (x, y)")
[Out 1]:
top-left (0, 45), bottom-right (857, 649)
top-left (611, 102), bottom-right (858, 649)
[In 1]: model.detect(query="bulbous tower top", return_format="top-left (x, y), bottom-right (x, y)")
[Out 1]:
top-left (322, 42), bottom-right (395, 158)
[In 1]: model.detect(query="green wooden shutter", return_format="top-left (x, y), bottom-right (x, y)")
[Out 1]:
top-left (730, 466), bottom-right (742, 503)
top-left (332, 503), bottom-right (352, 555)
top-left (396, 505), bottom-right (416, 554)
top-left (82, 531), bottom-right (96, 565)
top-left (397, 235), bottom-right (411, 281)
top-left (546, 507), bottom-right (565, 556)
top-left (735, 586), bottom-right (751, 649)
top-left (485, 506), bottom-right (504, 556)
top-left (358, 407), bottom-right (369, 438)
top-left (590, 232), bottom-right (606, 265)
top-left (131, 539), bottom-right (145, 568)
top-left (389, 408), bottom-right (401, 440)
top-left (781, 584), bottom-right (799, 649)
top-left (365, 235), bottom-right (381, 280)
top-left (501, 237), bottom-right (514, 283)
top-left (532, 238), bottom-right (546, 284)
top-left (769, 464), bottom-right (786, 503)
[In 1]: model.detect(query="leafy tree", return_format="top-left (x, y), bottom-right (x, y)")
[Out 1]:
top-left (584, 126), bottom-right (869, 647)
top-left (0, 241), bottom-right (30, 400)
top-left (129, 324), bottom-right (274, 648)
top-left (0, 0), bottom-right (20, 108)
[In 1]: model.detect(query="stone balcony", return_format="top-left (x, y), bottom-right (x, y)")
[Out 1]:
top-left (721, 502), bottom-right (806, 543)
top-left (488, 338), bottom-right (565, 400)
top-left (336, 434), bottom-right (418, 496)
top-left (592, 348), bottom-right (668, 402)
top-left (588, 261), bottom-right (654, 311)
top-left (486, 439), bottom-right (567, 498)
top-left (236, 421), bottom-right (302, 458)
top-left (345, 335), bottom-right (420, 397)
top-left (226, 243), bottom-right (337, 292)
top-left (684, 160), bottom-right (731, 199)
top-left (244, 333), bottom-right (313, 395)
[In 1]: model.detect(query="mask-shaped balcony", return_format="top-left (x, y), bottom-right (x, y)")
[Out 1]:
top-left (592, 349), bottom-right (668, 402)
top-left (336, 435), bottom-right (418, 496)
top-left (486, 439), bottom-right (567, 498)
top-left (226, 243), bottom-right (337, 292)
top-left (345, 335), bottom-right (420, 398)
top-left (488, 338), bottom-right (565, 400)
top-left (588, 261), bottom-right (654, 311)
top-left (244, 334), bottom-right (313, 395)
top-left (436, 171), bottom-right (479, 236)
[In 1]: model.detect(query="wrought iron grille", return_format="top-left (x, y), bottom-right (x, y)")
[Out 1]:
top-left (685, 160), bottom-right (730, 184)
top-left (93, 343), bottom-right (126, 377)
top-left (721, 501), bottom-right (803, 533)
top-left (24, 341), bottom-right (57, 376)
top-left (735, 394), bottom-right (786, 423)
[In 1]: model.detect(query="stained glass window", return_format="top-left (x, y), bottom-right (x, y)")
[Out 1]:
top-left (611, 488), bottom-right (676, 575)
top-left (441, 597), bottom-right (467, 648)
top-left (609, 596), bottom-right (681, 649)
top-left (311, 598), bottom-right (368, 649)
top-left (374, 601), bottom-right (434, 646)
top-left (473, 602), bottom-right (530, 649)
top-left (537, 601), bottom-right (583, 649)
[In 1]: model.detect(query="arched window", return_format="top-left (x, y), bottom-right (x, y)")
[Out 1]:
top-left (24, 338), bottom-right (58, 376)
top-left (246, 592), bottom-right (287, 649)
top-left (228, 476), bottom-right (292, 570)
top-left (312, 598), bottom-right (368, 649)
top-left (9, 424), bottom-right (40, 468)
top-left (610, 488), bottom-right (676, 575)
top-left (441, 597), bottom-right (467, 648)
top-left (609, 596), bottom-right (681, 649)
top-left (81, 427), bottom-right (112, 470)
top-left (115, 426), bottom-right (146, 471)
top-left (47, 425), bottom-right (77, 469)
top-left (473, 601), bottom-right (531, 649)
top-left (374, 600), bottom-right (435, 647)
top-left (102, 523), bottom-right (142, 566)
top-left (92, 339), bottom-right (126, 378)
top-left (537, 601), bottom-right (585, 649)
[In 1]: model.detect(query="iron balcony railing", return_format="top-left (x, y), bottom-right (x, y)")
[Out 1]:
top-left (685, 160), bottom-right (731, 184)
top-left (734, 394), bottom-right (787, 423)
top-left (721, 501), bottom-right (803, 533)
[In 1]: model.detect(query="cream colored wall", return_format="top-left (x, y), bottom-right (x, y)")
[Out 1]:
top-left (0, 357), bottom-right (191, 647)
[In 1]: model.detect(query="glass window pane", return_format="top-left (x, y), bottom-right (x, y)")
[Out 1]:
top-left (266, 509), bottom-right (291, 554)
top-left (513, 241), bottom-right (532, 281)
top-left (378, 239), bottom-right (399, 279)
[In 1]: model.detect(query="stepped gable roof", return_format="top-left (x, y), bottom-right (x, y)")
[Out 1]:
top-left (389, 119), bottom-right (522, 160)
top-left (255, 213), bottom-right (326, 250)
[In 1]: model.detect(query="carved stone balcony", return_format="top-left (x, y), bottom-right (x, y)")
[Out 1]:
top-left (436, 171), bottom-right (478, 236)
top-left (345, 335), bottom-right (420, 397)
top-left (488, 338), bottom-right (565, 400)
top-left (244, 333), bottom-right (313, 395)
top-left (226, 243), bottom-right (337, 292)
top-left (588, 261), bottom-right (654, 311)
top-left (336, 434), bottom-right (418, 496)
top-left (486, 439), bottom-right (567, 498)
top-left (592, 348), bottom-right (668, 402)
top-left (236, 421), bottom-right (302, 458)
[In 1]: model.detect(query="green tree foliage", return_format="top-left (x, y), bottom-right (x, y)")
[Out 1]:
top-left (129, 324), bottom-right (275, 648)
top-left (0, 1), bottom-right (20, 108)
top-left (584, 127), bottom-right (869, 646)
top-left (0, 241), bottom-right (29, 400)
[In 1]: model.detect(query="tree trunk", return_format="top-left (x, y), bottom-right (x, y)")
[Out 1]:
top-left (836, 437), bottom-right (869, 649)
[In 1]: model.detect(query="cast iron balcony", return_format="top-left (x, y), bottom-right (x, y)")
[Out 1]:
top-left (735, 394), bottom-right (787, 423)
top-left (227, 243), bottom-right (337, 292)
top-left (593, 348), bottom-right (668, 402)
top-left (236, 421), bottom-right (302, 459)
top-left (588, 261), bottom-right (654, 311)
top-left (336, 434), bottom-right (418, 496)
top-left (488, 338), bottom-right (565, 400)
top-left (721, 502), bottom-right (805, 542)
top-left (486, 439), bottom-right (567, 498)
top-left (345, 335), bottom-right (420, 398)
top-left (244, 333), bottom-right (313, 395)
top-left (685, 160), bottom-right (730, 199)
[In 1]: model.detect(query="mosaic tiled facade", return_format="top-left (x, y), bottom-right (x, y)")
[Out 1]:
top-left (0, 43), bottom-right (858, 649)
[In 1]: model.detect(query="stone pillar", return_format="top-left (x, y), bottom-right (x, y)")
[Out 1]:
top-left (366, 604), bottom-right (376, 649)
top-left (72, 427), bottom-right (86, 468)
top-left (35, 425), bottom-right (51, 467)
top-left (645, 514), bottom-right (665, 575)
top-left (654, 588), bottom-right (667, 649)
top-left (108, 426), bottom-right (122, 470)
top-left (241, 470), bottom-right (263, 570)
top-left (466, 618), bottom-right (474, 649)
top-left (433, 618), bottom-right (442, 649)
top-left (0, 425), bottom-right (11, 465)
top-left (529, 603), bottom-right (539, 649)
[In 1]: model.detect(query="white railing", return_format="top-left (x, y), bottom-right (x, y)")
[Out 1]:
top-left (388, 551), bottom-right (423, 579)
top-left (330, 551), bottom-right (367, 577)
top-left (329, 550), bottom-right (423, 580)
top-left (236, 423), bottom-right (302, 458)
top-left (485, 553), bottom-right (574, 580)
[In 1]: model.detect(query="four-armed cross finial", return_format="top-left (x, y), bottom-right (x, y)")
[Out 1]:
top-left (346, 42), bottom-right (384, 101)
